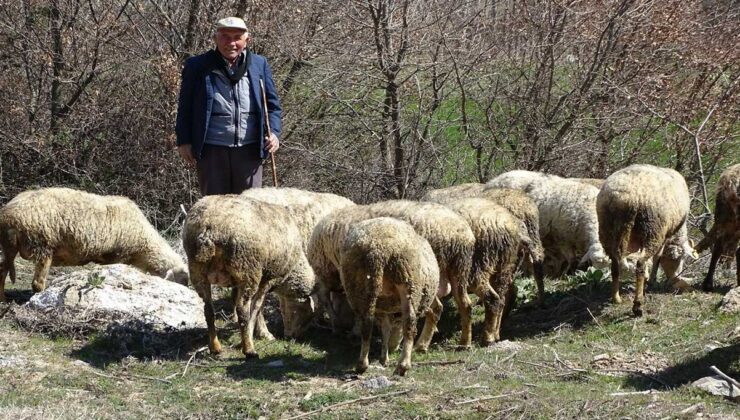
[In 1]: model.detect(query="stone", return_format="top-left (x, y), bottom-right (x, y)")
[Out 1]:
top-left (691, 376), bottom-right (740, 401)
top-left (361, 375), bottom-right (393, 390)
top-left (719, 287), bottom-right (740, 314)
top-left (26, 264), bottom-right (205, 332)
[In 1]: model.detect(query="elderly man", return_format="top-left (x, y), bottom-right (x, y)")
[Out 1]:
top-left (176, 17), bottom-right (282, 195)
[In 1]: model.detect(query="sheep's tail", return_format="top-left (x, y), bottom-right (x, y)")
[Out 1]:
top-left (194, 231), bottom-right (217, 263)
top-left (0, 226), bottom-right (18, 284)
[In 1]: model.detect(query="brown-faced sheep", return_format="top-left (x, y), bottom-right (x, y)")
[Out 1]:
top-left (695, 163), bottom-right (740, 291)
top-left (239, 187), bottom-right (355, 338)
top-left (435, 198), bottom-right (532, 344)
top-left (308, 200), bottom-right (475, 347)
top-left (182, 195), bottom-right (315, 358)
top-left (488, 171), bottom-right (610, 277)
top-left (597, 164), bottom-right (695, 316)
top-left (340, 217), bottom-right (440, 375)
top-left (423, 185), bottom-right (546, 305)
top-left (0, 188), bottom-right (188, 302)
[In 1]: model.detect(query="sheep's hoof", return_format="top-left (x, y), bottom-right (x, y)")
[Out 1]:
top-left (356, 362), bottom-right (369, 374)
top-left (632, 305), bottom-right (643, 317)
top-left (612, 295), bottom-right (622, 304)
top-left (243, 350), bottom-right (259, 359)
top-left (31, 283), bottom-right (44, 293)
top-left (209, 341), bottom-right (223, 355)
top-left (701, 281), bottom-right (713, 292)
top-left (394, 364), bottom-right (409, 376)
top-left (414, 344), bottom-right (429, 354)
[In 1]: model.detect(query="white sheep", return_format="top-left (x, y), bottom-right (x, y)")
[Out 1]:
top-left (308, 200), bottom-right (475, 348)
top-left (0, 188), bottom-right (188, 301)
top-left (182, 195), bottom-right (315, 358)
top-left (340, 217), bottom-right (440, 375)
top-left (487, 170), bottom-right (610, 277)
top-left (597, 164), bottom-right (696, 316)
top-left (239, 187), bottom-right (355, 339)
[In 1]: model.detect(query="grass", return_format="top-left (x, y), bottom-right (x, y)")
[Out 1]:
top-left (0, 258), bottom-right (738, 419)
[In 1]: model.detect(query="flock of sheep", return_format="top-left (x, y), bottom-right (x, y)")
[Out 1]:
top-left (0, 163), bottom-right (738, 376)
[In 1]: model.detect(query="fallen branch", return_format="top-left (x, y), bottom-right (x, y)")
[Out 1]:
top-left (610, 390), bottom-right (661, 396)
top-left (710, 365), bottom-right (740, 388)
top-left (416, 359), bottom-right (464, 366)
top-left (452, 390), bottom-right (527, 406)
top-left (284, 389), bottom-right (411, 420)
top-left (595, 369), bottom-right (670, 389)
top-left (182, 346), bottom-right (208, 377)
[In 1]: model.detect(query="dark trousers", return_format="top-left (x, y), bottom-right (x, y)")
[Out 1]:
top-left (197, 144), bottom-right (263, 195)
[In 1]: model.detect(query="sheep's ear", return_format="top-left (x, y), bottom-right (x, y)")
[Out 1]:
top-left (164, 269), bottom-right (175, 282)
top-left (687, 239), bottom-right (699, 260)
top-left (309, 296), bottom-right (315, 313)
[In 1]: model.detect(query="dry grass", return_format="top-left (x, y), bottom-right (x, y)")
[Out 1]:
top-left (0, 256), bottom-right (738, 419)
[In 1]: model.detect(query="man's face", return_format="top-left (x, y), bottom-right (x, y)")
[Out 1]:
top-left (215, 28), bottom-right (248, 62)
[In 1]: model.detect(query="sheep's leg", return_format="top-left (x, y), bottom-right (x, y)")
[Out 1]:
top-left (479, 284), bottom-right (501, 346)
top-left (414, 297), bottom-right (442, 353)
top-left (702, 242), bottom-right (722, 292)
top-left (632, 260), bottom-right (647, 317)
top-left (648, 255), bottom-right (661, 285)
top-left (395, 286), bottom-right (416, 377)
top-left (533, 259), bottom-right (546, 307)
top-left (199, 283), bottom-right (222, 354)
top-left (610, 258), bottom-right (622, 304)
top-left (379, 314), bottom-right (392, 366)
top-left (31, 255), bottom-right (52, 293)
top-left (229, 287), bottom-right (239, 323)
top-left (356, 314), bottom-right (374, 374)
top-left (241, 285), bottom-right (269, 359)
top-left (736, 245), bottom-right (740, 287)
top-left (450, 277), bottom-right (473, 348)
top-left (388, 320), bottom-right (403, 352)
top-left (254, 311), bottom-right (275, 341)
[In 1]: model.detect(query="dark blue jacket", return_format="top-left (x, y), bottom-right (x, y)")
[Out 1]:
top-left (175, 50), bottom-right (282, 160)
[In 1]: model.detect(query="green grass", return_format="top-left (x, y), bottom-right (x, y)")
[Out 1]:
top-left (0, 257), bottom-right (738, 418)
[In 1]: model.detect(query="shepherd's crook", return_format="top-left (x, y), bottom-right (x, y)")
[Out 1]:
top-left (259, 79), bottom-right (278, 187)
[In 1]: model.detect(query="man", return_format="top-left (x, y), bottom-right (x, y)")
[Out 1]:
top-left (176, 17), bottom-right (281, 195)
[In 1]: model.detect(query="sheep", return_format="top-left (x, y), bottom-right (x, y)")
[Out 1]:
top-left (597, 164), bottom-right (695, 316)
top-left (695, 163), bottom-right (740, 291)
top-left (489, 171), bottom-right (610, 277)
top-left (434, 198), bottom-right (532, 344)
top-left (308, 200), bottom-right (475, 348)
top-left (238, 187), bottom-right (355, 338)
top-left (182, 195), bottom-right (315, 358)
top-left (0, 188), bottom-right (188, 302)
top-left (339, 217), bottom-right (440, 375)
top-left (423, 185), bottom-right (546, 305)
top-left (572, 178), bottom-right (605, 189)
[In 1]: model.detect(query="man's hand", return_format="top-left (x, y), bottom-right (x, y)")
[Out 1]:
top-left (265, 133), bottom-right (280, 153)
top-left (178, 144), bottom-right (196, 166)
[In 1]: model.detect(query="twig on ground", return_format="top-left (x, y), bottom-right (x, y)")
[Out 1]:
top-left (485, 404), bottom-right (520, 419)
top-left (458, 384), bottom-right (489, 390)
top-left (87, 368), bottom-right (172, 384)
top-left (515, 359), bottom-right (554, 370)
top-left (452, 390), bottom-right (527, 406)
top-left (595, 368), bottom-right (670, 389)
top-left (182, 346), bottom-right (208, 377)
top-left (416, 359), bottom-right (464, 366)
top-left (610, 390), bottom-right (661, 396)
top-left (710, 365), bottom-right (740, 388)
top-left (284, 389), bottom-right (411, 420)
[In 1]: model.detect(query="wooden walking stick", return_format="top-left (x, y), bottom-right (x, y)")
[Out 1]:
top-left (259, 79), bottom-right (279, 187)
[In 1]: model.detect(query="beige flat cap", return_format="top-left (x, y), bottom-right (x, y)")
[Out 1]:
top-left (215, 17), bottom-right (248, 31)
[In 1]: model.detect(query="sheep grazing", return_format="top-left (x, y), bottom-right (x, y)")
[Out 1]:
top-left (182, 195), bottom-right (315, 358)
top-left (489, 170), bottom-right (610, 277)
top-left (572, 178), bottom-right (605, 189)
top-left (239, 187), bottom-right (355, 338)
top-left (0, 188), bottom-right (188, 302)
top-left (340, 217), bottom-right (440, 375)
top-left (695, 163), bottom-right (740, 291)
top-left (423, 185), bottom-right (546, 306)
top-left (308, 200), bottom-right (475, 348)
top-left (435, 198), bottom-right (532, 344)
top-left (240, 187), bottom-right (355, 245)
top-left (597, 164), bottom-right (695, 316)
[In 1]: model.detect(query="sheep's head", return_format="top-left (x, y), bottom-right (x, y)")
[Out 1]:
top-left (165, 265), bottom-right (190, 286)
top-left (281, 296), bottom-right (315, 338)
top-left (582, 243), bottom-right (611, 269)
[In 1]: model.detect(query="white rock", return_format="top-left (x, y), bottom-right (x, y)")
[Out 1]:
top-left (361, 376), bottom-right (393, 390)
top-left (692, 376), bottom-right (740, 400)
top-left (720, 287), bottom-right (740, 314)
top-left (26, 265), bottom-right (205, 331)
top-left (0, 355), bottom-right (27, 368)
